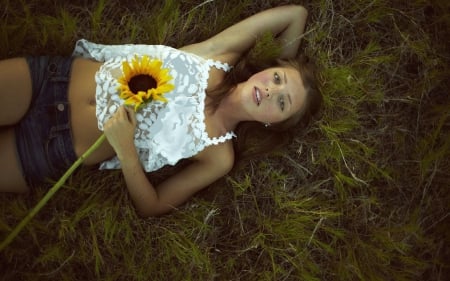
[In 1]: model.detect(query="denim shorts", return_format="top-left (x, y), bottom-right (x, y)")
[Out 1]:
top-left (15, 56), bottom-right (78, 187)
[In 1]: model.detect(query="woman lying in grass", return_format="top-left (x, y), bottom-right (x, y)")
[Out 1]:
top-left (0, 5), bottom-right (321, 217)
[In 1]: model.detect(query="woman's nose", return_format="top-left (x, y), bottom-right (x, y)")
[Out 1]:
top-left (265, 87), bottom-right (279, 99)
top-left (265, 88), bottom-right (271, 98)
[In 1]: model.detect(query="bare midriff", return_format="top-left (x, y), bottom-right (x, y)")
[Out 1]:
top-left (68, 58), bottom-right (115, 165)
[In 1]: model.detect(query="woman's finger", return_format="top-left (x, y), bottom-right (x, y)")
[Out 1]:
top-left (117, 105), bottom-right (127, 119)
top-left (124, 106), bottom-right (137, 126)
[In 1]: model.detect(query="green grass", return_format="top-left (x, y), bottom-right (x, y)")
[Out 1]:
top-left (1, 0), bottom-right (449, 280)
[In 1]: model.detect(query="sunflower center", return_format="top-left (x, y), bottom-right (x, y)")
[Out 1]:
top-left (129, 75), bottom-right (157, 94)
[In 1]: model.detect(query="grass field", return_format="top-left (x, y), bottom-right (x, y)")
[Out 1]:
top-left (1, 0), bottom-right (449, 280)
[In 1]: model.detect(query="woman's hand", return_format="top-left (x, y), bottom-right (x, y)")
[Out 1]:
top-left (103, 105), bottom-right (138, 161)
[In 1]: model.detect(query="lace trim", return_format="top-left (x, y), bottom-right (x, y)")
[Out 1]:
top-left (196, 56), bottom-right (235, 146)
top-left (206, 59), bottom-right (232, 72)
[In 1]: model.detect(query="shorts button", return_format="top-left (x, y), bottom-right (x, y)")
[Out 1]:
top-left (57, 104), bottom-right (65, 111)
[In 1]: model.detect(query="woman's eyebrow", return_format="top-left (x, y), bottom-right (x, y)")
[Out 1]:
top-left (284, 72), bottom-right (292, 106)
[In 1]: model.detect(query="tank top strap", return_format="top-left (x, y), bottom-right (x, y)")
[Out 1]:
top-left (206, 59), bottom-right (232, 72)
top-left (204, 131), bottom-right (236, 146)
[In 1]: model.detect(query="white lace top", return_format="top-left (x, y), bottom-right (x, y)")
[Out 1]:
top-left (72, 39), bottom-right (235, 172)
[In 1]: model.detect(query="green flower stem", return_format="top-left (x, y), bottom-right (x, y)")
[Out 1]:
top-left (0, 134), bottom-right (106, 251)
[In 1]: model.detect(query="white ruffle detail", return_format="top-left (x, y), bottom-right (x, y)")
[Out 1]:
top-left (73, 39), bottom-right (235, 172)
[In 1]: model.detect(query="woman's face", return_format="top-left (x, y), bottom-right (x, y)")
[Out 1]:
top-left (239, 66), bottom-right (306, 124)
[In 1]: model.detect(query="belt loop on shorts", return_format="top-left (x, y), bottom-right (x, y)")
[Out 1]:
top-left (47, 62), bottom-right (58, 74)
top-left (47, 57), bottom-right (71, 82)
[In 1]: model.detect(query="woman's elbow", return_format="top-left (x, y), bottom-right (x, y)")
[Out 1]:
top-left (135, 203), bottom-right (173, 218)
top-left (136, 209), bottom-right (162, 218)
top-left (293, 4), bottom-right (308, 14)
top-left (286, 4), bottom-right (308, 19)
top-left (294, 5), bottom-right (308, 19)
top-left (136, 209), bottom-right (156, 218)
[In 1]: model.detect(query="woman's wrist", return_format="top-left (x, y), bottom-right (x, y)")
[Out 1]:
top-left (116, 145), bottom-right (139, 164)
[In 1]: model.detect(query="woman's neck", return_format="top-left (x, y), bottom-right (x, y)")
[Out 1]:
top-left (211, 84), bottom-right (248, 132)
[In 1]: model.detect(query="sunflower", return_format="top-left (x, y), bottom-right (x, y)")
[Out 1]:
top-left (117, 55), bottom-right (174, 111)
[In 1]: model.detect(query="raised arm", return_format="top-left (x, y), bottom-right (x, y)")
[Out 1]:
top-left (181, 5), bottom-right (308, 63)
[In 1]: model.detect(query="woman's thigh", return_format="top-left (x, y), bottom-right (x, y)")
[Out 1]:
top-left (0, 58), bottom-right (32, 126)
top-left (0, 128), bottom-right (29, 193)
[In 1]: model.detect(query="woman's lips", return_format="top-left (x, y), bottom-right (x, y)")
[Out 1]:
top-left (254, 87), bottom-right (261, 105)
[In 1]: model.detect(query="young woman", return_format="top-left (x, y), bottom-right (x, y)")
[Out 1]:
top-left (0, 5), bottom-right (321, 216)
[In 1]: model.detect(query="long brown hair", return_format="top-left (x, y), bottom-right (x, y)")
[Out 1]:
top-left (207, 53), bottom-right (322, 163)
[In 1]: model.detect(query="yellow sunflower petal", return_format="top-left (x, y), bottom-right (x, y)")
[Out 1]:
top-left (139, 90), bottom-right (151, 100)
top-left (158, 68), bottom-right (170, 77)
top-left (149, 59), bottom-right (162, 70)
top-left (125, 95), bottom-right (145, 112)
top-left (122, 61), bottom-right (132, 80)
top-left (156, 83), bottom-right (175, 93)
top-left (119, 89), bottom-right (134, 99)
top-left (141, 55), bottom-right (150, 69)
top-left (124, 95), bottom-right (141, 105)
top-left (125, 101), bottom-right (140, 112)
top-left (131, 55), bottom-right (140, 69)
top-left (151, 92), bottom-right (168, 103)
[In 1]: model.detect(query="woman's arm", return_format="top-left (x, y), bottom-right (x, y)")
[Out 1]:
top-left (103, 106), bottom-right (234, 217)
top-left (181, 5), bottom-right (308, 63)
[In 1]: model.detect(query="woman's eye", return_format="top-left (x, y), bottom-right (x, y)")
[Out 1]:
top-left (274, 72), bottom-right (281, 84)
top-left (279, 97), bottom-right (285, 111)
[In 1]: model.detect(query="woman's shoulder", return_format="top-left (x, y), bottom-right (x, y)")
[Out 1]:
top-left (193, 139), bottom-right (235, 174)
